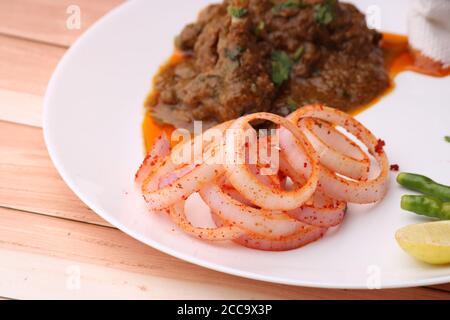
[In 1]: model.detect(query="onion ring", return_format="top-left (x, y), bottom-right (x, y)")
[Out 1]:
top-left (289, 105), bottom-right (390, 204)
top-left (212, 213), bottom-right (326, 251)
top-left (299, 118), bottom-right (370, 181)
top-left (224, 113), bottom-right (320, 211)
top-left (278, 153), bottom-right (347, 227)
top-left (135, 105), bottom-right (388, 251)
top-left (142, 122), bottom-right (230, 210)
top-left (170, 201), bottom-right (244, 241)
top-left (287, 192), bottom-right (346, 228)
top-left (200, 183), bottom-right (307, 238)
top-left (135, 133), bottom-right (170, 188)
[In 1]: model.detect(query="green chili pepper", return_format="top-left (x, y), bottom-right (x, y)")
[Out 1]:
top-left (401, 195), bottom-right (450, 220)
top-left (397, 173), bottom-right (450, 202)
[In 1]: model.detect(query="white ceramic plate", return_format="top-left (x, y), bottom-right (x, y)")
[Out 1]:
top-left (44, 0), bottom-right (450, 289)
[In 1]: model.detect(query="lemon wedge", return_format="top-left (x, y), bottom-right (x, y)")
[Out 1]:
top-left (395, 221), bottom-right (450, 265)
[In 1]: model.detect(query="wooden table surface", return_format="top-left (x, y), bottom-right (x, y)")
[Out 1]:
top-left (0, 0), bottom-right (449, 300)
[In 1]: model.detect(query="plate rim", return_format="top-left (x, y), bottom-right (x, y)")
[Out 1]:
top-left (43, 0), bottom-right (450, 289)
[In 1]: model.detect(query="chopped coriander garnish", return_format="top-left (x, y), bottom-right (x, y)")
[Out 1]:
top-left (287, 97), bottom-right (298, 111)
top-left (271, 51), bottom-right (292, 86)
top-left (314, 0), bottom-right (335, 25)
top-left (272, 0), bottom-right (304, 13)
top-left (445, 136), bottom-right (450, 143)
top-left (224, 46), bottom-right (244, 61)
top-left (227, 6), bottom-right (248, 18)
top-left (293, 45), bottom-right (305, 62)
top-left (255, 21), bottom-right (265, 34)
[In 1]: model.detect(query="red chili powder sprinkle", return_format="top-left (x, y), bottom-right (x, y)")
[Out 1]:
top-left (375, 139), bottom-right (385, 154)
top-left (390, 164), bottom-right (400, 172)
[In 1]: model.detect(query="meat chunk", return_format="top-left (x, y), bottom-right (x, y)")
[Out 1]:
top-left (149, 0), bottom-right (389, 127)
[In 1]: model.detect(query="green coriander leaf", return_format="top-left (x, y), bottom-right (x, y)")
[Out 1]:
top-left (445, 136), bottom-right (450, 143)
top-left (255, 21), bottom-right (265, 35)
top-left (293, 46), bottom-right (305, 62)
top-left (228, 6), bottom-right (248, 18)
top-left (271, 51), bottom-right (292, 86)
top-left (314, 0), bottom-right (335, 25)
top-left (272, 0), bottom-right (303, 13)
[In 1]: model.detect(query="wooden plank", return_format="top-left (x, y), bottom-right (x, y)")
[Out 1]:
top-left (0, 89), bottom-right (43, 127)
top-left (0, 0), bottom-right (123, 48)
top-left (0, 34), bottom-right (65, 96)
top-left (0, 121), bottom-right (109, 226)
top-left (0, 249), bottom-right (285, 300)
top-left (0, 206), bottom-right (448, 300)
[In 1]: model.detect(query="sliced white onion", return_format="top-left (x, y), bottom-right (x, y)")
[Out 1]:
top-left (135, 105), bottom-right (387, 250)
top-left (299, 118), bottom-right (370, 181)
top-left (212, 213), bottom-right (326, 251)
top-left (289, 105), bottom-right (390, 204)
top-left (170, 201), bottom-right (244, 241)
top-left (143, 152), bottom-right (223, 210)
top-left (134, 133), bottom-right (170, 188)
top-left (142, 123), bottom-right (230, 210)
top-left (287, 192), bottom-right (346, 228)
top-left (200, 183), bottom-right (307, 238)
top-left (224, 113), bottom-right (320, 211)
top-left (278, 153), bottom-right (347, 227)
top-left (158, 163), bottom-right (197, 189)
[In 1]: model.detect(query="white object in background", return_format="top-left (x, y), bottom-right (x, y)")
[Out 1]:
top-left (408, 0), bottom-right (450, 67)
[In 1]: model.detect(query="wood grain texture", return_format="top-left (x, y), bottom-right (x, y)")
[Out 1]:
top-left (0, 89), bottom-right (43, 127)
top-left (0, 249), bottom-right (290, 300)
top-left (0, 0), bottom-right (123, 47)
top-left (0, 34), bottom-right (65, 96)
top-left (0, 206), bottom-right (448, 300)
top-left (0, 121), bottom-right (109, 226)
